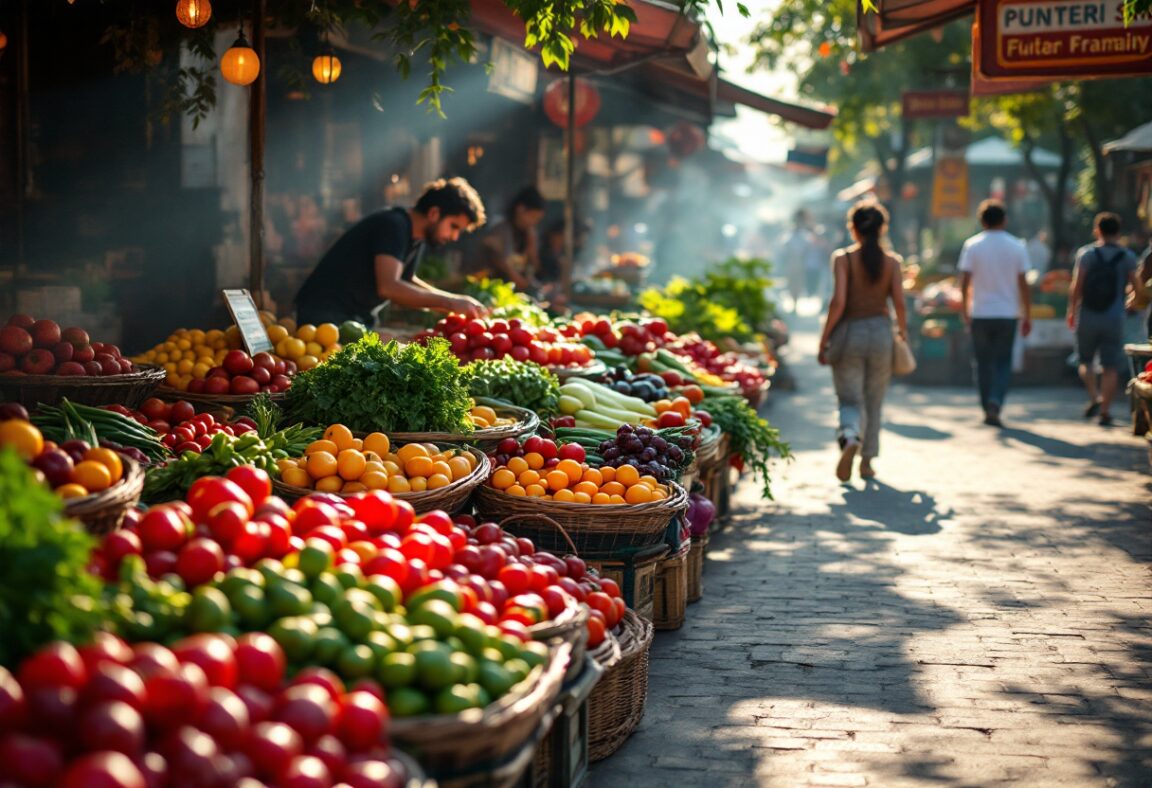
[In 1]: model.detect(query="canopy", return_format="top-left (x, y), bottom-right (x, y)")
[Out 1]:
top-left (1104, 121), bottom-right (1152, 155)
top-left (907, 136), bottom-right (1063, 170)
top-left (858, 0), bottom-right (975, 52)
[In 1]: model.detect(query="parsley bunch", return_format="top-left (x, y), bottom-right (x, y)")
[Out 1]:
top-left (0, 449), bottom-right (105, 668)
top-left (286, 334), bottom-right (475, 435)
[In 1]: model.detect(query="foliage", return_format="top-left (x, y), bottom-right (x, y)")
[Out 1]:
top-left (638, 257), bottom-right (776, 343)
top-left (0, 450), bottom-right (105, 668)
top-left (700, 395), bottom-right (790, 500)
top-left (462, 358), bottom-right (561, 417)
top-left (286, 333), bottom-right (475, 434)
top-left (462, 277), bottom-right (551, 326)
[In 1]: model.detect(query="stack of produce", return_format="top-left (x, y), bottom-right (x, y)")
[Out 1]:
top-left (0, 415), bottom-right (134, 501)
top-left (100, 399), bottom-right (258, 456)
top-left (0, 315), bottom-right (137, 377)
top-left (416, 315), bottom-right (595, 369)
top-left (25, 400), bottom-right (167, 466)
top-left (462, 358), bottom-right (560, 418)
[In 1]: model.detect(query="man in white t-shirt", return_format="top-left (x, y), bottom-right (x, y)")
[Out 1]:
top-left (958, 200), bottom-right (1032, 427)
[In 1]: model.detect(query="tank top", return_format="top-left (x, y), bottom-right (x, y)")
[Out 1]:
top-left (841, 249), bottom-right (894, 321)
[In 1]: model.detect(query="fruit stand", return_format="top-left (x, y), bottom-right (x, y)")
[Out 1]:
top-left (0, 282), bottom-right (786, 787)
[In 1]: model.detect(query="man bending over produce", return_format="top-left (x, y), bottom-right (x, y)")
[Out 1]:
top-left (295, 178), bottom-right (489, 326)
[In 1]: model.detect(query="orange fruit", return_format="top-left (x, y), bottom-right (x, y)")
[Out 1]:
top-left (427, 473), bottom-right (451, 490)
top-left (0, 420), bottom-right (43, 461)
top-left (580, 468), bottom-right (603, 487)
top-left (382, 460), bottom-right (403, 476)
top-left (639, 475), bottom-right (659, 489)
top-left (387, 476), bottom-right (411, 493)
top-left (72, 461), bottom-right (112, 493)
top-left (573, 491), bottom-right (592, 504)
top-left (422, 443), bottom-right (439, 455)
top-left (357, 470), bottom-right (387, 490)
top-left (83, 448), bottom-right (124, 484)
top-left (601, 481), bottom-right (625, 497)
top-left (525, 483), bottom-right (547, 498)
top-left (609, 494), bottom-right (626, 505)
top-left (404, 456), bottom-right (434, 479)
top-left (491, 469), bottom-right (516, 490)
top-left (592, 493), bottom-right (611, 505)
top-left (545, 470), bottom-right (571, 492)
top-left (574, 481), bottom-right (600, 498)
top-left (447, 456), bottom-right (473, 480)
top-left (396, 443), bottom-right (430, 464)
top-left (599, 466), bottom-right (616, 482)
top-left (615, 465), bottom-right (640, 487)
top-left (363, 432), bottom-right (391, 457)
top-left (56, 483), bottom-right (90, 499)
top-left (518, 469), bottom-right (541, 488)
top-left (305, 439), bottom-right (339, 456)
top-left (364, 460), bottom-right (387, 475)
top-left (315, 475), bottom-right (345, 493)
top-left (281, 467), bottom-right (311, 487)
top-left (524, 452), bottom-right (545, 470)
top-left (506, 457), bottom-right (529, 475)
top-left (306, 451), bottom-right (339, 479)
top-left (430, 460), bottom-right (452, 479)
top-left (556, 459), bottom-right (583, 484)
top-left (553, 488), bottom-right (576, 503)
top-left (342, 481), bottom-right (368, 494)
top-left (277, 458), bottom-right (298, 474)
top-left (505, 484), bottom-right (527, 497)
top-left (324, 424), bottom-right (356, 451)
top-left (408, 476), bottom-right (428, 492)
top-left (314, 323), bottom-right (340, 347)
top-left (471, 405), bottom-right (497, 424)
top-left (625, 484), bottom-right (654, 504)
top-left (337, 449), bottom-right (367, 481)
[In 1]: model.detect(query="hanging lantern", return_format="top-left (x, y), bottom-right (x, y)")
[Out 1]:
top-left (312, 49), bottom-right (342, 84)
top-left (176, 0), bottom-right (211, 28)
top-left (221, 30), bottom-right (259, 86)
top-left (543, 78), bottom-right (601, 129)
top-left (0, 31), bottom-right (7, 51)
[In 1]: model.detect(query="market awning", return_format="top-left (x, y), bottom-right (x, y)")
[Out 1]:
top-left (858, 0), bottom-right (975, 52)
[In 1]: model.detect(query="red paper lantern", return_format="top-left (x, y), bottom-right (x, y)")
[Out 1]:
top-left (666, 121), bottom-right (706, 158)
top-left (543, 78), bottom-right (601, 129)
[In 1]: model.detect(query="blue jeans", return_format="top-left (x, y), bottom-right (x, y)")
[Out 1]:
top-left (971, 318), bottom-right (1017, 411)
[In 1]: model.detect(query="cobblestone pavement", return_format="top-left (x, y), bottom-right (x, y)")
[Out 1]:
top-left (590, 318), bottom-right (1152, 787)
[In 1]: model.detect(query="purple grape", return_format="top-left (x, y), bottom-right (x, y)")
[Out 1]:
top-left (667, 445), bottom-right (685, 463)
top-left (603, 447), bottom-right (621, 461)
top-left (640, 447), bottom-right (658, 463)
top-left (651, 436), bottom-right (668, 453)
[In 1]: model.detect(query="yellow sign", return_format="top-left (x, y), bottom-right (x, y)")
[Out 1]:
top-left (932, 156), bottom-right (969, 219)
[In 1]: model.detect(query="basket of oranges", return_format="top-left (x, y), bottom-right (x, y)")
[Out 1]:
top-left (272, 424), bottom-right (489, 515)
top-left (473, 436), bottom-right (688, 557)
top-left (389, 400), bottom-right (540, 454)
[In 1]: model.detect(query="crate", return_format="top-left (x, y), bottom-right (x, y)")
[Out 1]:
top-left (700, 460), bottom-right (733, 527)
top-left (652, 545), bottom-right (689, 631)
top-left (686, 533), bottom-right (708, 604)
top-left (528, 656), bottom-right (604, 788)
top-left (585, 544), bottom-right (667, 623)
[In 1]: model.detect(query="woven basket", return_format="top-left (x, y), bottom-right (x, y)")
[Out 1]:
top-left (154, 385), bottom-right (287, 419)
top-left (686, 533), bottom-right (708, 604)
top-left (676, 456), bottom-right (699, 491)
top-left (0, 366), bottom-right (167, 410)
top-left (695, 426), bottom-right (723, 467)
top-left (653, 547), bottom-right (689, 631)
top-left (475, 482), bottom-right (689, 558)
top-left (393, 750), bottom-right (435, 788)
top-left (272, 446), bottom-right (489, 515)
top-left (388, 405), bottom-right (540, 453)
top-left (390, 642), bottom-right (570, 788)
top-left (63, 457), bottom-right (145, 535)
top-left (587, 630), bottom-right (622, 672)
top-left (588, 611), bottom-right (653, 762)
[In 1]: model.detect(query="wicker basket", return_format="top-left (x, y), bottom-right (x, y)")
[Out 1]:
top-left (653, 546), bottom-right (689, 631)
top-left (390, 642), bottom-right (570, 788)
top-left (695, 426), bottom-right (724, 468)
top-left (676, 456), bottom-right (699, 491)
top-left (0, 366), bottom-right (167, 410)
top-left (588, 611), bottom-right (653, 762)
top-left (63, 457), bottom-right (145, 535)
top-left (686, 533), bottom-right (708, 604)
top-left (585, 545), bottom-right (666, 622)
top-left (475, 482), bottom-right (689, 558)
top-left (393, 749), bottom-right (436, 788)
top-left (272, 446), bottom-right (489, 515)
top-left (154, 385), bottom-right (287, 419)
top-left (387, 404), bottom-right (540, 453)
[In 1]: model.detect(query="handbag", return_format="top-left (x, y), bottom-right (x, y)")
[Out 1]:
top-left (892, 333), bottom-right (917, 376)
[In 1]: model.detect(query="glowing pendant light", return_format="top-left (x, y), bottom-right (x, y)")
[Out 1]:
top-left (221, 29), bottom-right (259, 86)
top-left (312, 46), bottom-right (342, 84)
top-left (176, 0), bottom-right (212, 29)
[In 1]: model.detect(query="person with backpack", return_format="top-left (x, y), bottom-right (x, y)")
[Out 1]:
top-left (959, 200), bottom-right (1032, 427)
top-left (1067, 212), bottom-right (1141, 427)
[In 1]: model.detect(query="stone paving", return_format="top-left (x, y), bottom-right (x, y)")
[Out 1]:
top-left (589, 319), bottom-right (1152, 787)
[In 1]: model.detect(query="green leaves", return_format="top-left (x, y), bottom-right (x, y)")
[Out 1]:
top-left (0, 450), bottom-right (105, 668)
top-left (638, 257), bottom-right (777, 344)
top-left (701, 395), bottom-right (790, 500)
top-left (286, 334), bottom-right (475, 435)
top-left (462, 358), bottom-right (561, 417)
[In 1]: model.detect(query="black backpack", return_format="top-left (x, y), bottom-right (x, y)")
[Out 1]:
top-left (1082, 247), bottom-right (1124, 312)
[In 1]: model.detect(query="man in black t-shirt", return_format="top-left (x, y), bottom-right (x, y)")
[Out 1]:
top-left (295, 177), bottom-right (488, 325)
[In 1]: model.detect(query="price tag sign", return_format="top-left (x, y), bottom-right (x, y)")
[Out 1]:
top-left (222, 289), bottom-right (274, 356)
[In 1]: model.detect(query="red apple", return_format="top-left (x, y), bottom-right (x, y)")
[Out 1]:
top-left (222, 351), bottom-right (254, 376)
top-left (56, 362), bottom-right (86, 376)
top-left (100, 358), bottom-right (123, 376)
top-left (6, 314), bottom-right (36, 329)
top-left (118, 359), bottom-right (135, 374)
top-left (204, 377), bottom-right (231, 395)
top-left (0, 353), bottom-right (13, 373)
top-left (104, 345), bottom-right (122, 359)
top-left (21, 349), bottom-right (55, 375)
top-left (61, 327), bottom-right (90, 349)
top-left (52, 342), bottom-right (74, 363)
top-left (73, 345), bottom-right (95, 363)
top-left (0, 326), bottom-right (33, 356)
top-left (83, 361), bottom-right (103, 376)
top-left (30, 320), bottom-right (61, 349)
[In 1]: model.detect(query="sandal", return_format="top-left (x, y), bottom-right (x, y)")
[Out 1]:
top-left (836, 439), bottom-right (859, 482)
top-left (1084, 400), bottom-right (1101, 419)
top-left (859, 461), bottom-right (875, 479)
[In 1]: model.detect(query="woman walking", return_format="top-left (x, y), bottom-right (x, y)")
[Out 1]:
top-left (817, 202), bottom-right (908, 481)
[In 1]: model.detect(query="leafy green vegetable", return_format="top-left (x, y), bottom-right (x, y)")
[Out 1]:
top-left (286, 334), bottom-right (475, 435)
top-left (462, 276), bottom-right (551, 326)
top-left (0, 449), bottom-right (105, 668)
top-left (702, 395), bottom-right (791, 500)
top-left (639, 257), bottom-right (778, 343)
top-left (462, 358), bottom-right (561, 417)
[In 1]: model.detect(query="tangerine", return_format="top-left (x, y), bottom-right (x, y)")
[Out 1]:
top-left (0, 420), bottom-right (43, 461)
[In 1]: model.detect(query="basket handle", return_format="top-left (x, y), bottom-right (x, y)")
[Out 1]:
top-left (498, 513), bottom-right (580, 557)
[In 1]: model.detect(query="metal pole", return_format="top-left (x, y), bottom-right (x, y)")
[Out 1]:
top-left (249, 0), bottom-right (267, 308)
top-left (562, 71), bottom-right (576, 304)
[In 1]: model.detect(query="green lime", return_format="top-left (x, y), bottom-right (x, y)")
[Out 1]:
top-left (364, 630), bottom-right (398, 661)
top-left (333, 565), bottom-right (364, 590)
top-left (312, 627), bottom-right (351, 666)
top-left (281, 568), bottom-right (308, 587)
top-left (267, 582), bottom-right (313, 619)
top-left (408, 624), bottom-right (439, 643)
top-left (297, 541), bottom-right (335, 579)
top-left (308, 603), bottom-right (334, 629)
top-left (492, 635), bottom-right (520, 661)
top-left (124, 610), bottom-right (159, 642)
top-left (407, 582), bottom-right (462, 612)
top-left (477, 660), bottom-right (517, 698)
top-left (503, 658), bottom-right (531, 685)
top-left (376, 651), bottom-right (417, 688)
top-left (218, 570), bottom-right (260, 599)
top-left (255, 558), bottom-right (286, 582)
top-left (310, 573), bottom-right (346, 607)
top-left (449, 651), bottom-right (479, 684)
top-left (362, 576), bottom-right (401, 612)
top-left (519, 641), bottom-right (550, 668)
top-left (332, 599), bottom-right (376, 642)
top-left (336, 644), bottom-right (377, 679)
top-left (339, 320), bottom-right (368, 344)
top-left (480, 647), bottom-right (505, 664)
top-left (343, 588), bottom-right (382, 612)
top-left (267, 616), bottom-right (319, 663)
top-left (185, 587), bottom-right (232, 633)
top-left (408, 599), bottom-right (458, 640)
top-left (434, 683), bottom-right (485, 714)
top-left (231, 585), bottom-right (271, 629)
top-left (388, 686), bottom-right (430, 717)
top-left (414, 647), bottom-right (458, 691)
top-left (387, 623), bottom-right (413, 648)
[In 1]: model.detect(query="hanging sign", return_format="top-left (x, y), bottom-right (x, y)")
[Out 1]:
top-left (932, 156), bottom-right (970, 219)
top-left (222, 289), bottom-right (274, 355)
top-left (978, 0), bottom-right (1152, 80)
top-left (901, 90), bottom-right (970, 119)
top-left (487, 38), bottom-right (538, 105)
